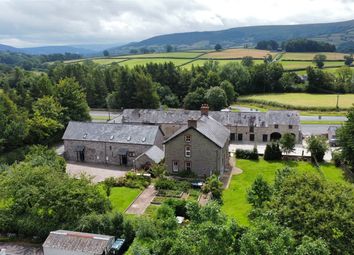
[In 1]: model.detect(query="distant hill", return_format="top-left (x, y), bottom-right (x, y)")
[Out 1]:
top-left (0, 44), bottom-right (102, 56)
top-left (109, 19), bottom-right (354, 55)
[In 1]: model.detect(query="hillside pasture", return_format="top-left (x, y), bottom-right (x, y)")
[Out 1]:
top-left (182, 59), bottom-right (264, 69)
top-left (120, 52), bottom-right (203, 59)
top-left (282, 52), bottom-right (349, 61)
top-left (240, 93), bottom-right (354, 109)
top-left (203, 48), bottom-right (277, 59)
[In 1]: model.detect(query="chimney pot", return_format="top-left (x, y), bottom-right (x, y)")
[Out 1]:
top-left (188, 119), bottom-right (197, 128)
top-left (201, 104), bottom-right (209, 116)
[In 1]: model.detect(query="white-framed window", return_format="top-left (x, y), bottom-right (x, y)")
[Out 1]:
top-left (185, 146), bottom-right (191, 158)
top-left (128, 151), bottom-right (135, 157)
top-left (185, 134), bottom-right (191, 143)
top-left (184, 161), bottom-right (192, 171)
top-left (172, 160), bottom-right (179, 172)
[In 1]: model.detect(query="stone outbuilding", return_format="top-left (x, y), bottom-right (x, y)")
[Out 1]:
top-left (112, 108), bottom-right (301, 143)
top-left (42, 230), bottom-right (115, 255)
top-left (62, 121), bottom-right (164, 167)
top-left (164, 105), bottom-right (230, 177)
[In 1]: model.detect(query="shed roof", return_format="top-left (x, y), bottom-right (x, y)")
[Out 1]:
top-left (117, 109), bottom-right (300, 127)
top-left (42, 230), bottom-right (114, 254)
top-left (135, 145), bottom-right (164, 164)
top-left (62, 121), bottom-right (160, 145)
top-left (164, 115), bottom-right (230, 148)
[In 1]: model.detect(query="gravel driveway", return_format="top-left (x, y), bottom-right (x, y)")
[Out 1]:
top-left (66, 162), bottom-right (130, 183)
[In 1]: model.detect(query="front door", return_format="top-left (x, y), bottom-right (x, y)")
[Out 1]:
top-left (121, 155), bottom-right (128, 165)
top-left (172, 161), bottom-right (179, 172)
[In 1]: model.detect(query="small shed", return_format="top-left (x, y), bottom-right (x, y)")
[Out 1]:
top-left (134, 145), bottom-right (164, 169)
top-left (42, 230), bottom-right (115, 255)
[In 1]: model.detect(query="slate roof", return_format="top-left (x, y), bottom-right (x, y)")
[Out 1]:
top-left (136, 145), bottom-right (164, 163)
top-left (164, 115), bottom-right (230, 148)
top-left (62, 121), bottom-right (160, 145)
top-left (42, 230), bottom-right (114, 254)
top-left (117, 109), bottom-right (300, 127)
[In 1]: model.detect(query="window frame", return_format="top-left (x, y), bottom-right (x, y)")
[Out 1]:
top-left (274, 124), bottom-right (279, 129)
top-left (250, 134), bottom-right (255, 141)
top-left (172, 160), bottom-right (179, 172)
top-left (184, 161), bottom-right (192, 171)
top-left (289, 125), bottom-right (293, 129)
top-left (262, 134), bottom-right (268, 142)
top-left (185, 134), bottom-right (191, 143)
top-left (238, 133), bottom-right (243, 141)
top-left (185, 145), bottom-right (191, 158)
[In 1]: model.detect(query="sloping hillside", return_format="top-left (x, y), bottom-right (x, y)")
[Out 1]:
top-left (109, 19), bottom-right (354, 54)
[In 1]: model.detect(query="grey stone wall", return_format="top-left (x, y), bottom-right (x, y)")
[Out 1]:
top-left (64, 140), bottom-right (152, 166)
top-left (165, 128), bottom-right (228, 177)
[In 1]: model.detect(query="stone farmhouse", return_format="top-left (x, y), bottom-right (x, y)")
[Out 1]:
top-left (62, 121), bottom-right (164, 167)
top-left (164, 109), bottom-right (230, 177)
top-left (110, 107), bottom-right (301, 143)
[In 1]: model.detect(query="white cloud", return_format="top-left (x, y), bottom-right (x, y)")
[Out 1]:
top-left (0, 0), bottom-right (352, 47)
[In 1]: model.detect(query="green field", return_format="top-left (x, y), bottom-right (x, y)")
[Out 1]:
top-left (282, 52), bottom-right (349, 61)
top-left (222, 159), bottom-right (346, 226)
top-left (63, 49), bottom-right (350, 70)
top-left (240, 93), bottom-right (354, 109)
top-left (109, 187), bottom-right (141, 212)
top-left (280, 60), bottom-right (344, 70)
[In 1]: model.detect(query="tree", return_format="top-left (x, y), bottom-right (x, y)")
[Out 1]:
top-left (103, 50), bottom-right (109, 57)
top-left (202, 175), bottom-right (223, 201)
top-left (205, 86), bottom-right (228, 110)
top-left (295, 236), bottom-right (330, 255)
top-left (165, 44), bottom-right (173, 52)
top-left (214, 44), bottom-right (222, 51)
top-left (27, 96), bottom-right (64, 144)
top-left (313, 54), bottom-right (327, 69)
top-left (0, 148), bottom-right (109, 239)
top-left (263, 142), bottom-right (282, 161)
top-left (344, 54), bottom-right (353, 66)
top-left (306, 67), bottom-right (335, 93)
top-left (264, 54), bottom-right (273, 64)
top-left (247, 176), bottom-right (273, 208)
top-left (55, 78), bottom-right (91, 124)
top-left (306, 135), bottom-right (328, 162)
top-left (219, 62), bottom-right (251, 94)
top-left (183, 87), bottom-right (206, 110)
top-left (267, 173), bottom-right (353, 254)
top-left (239, 220), bottom-right (295, 255)
top-left (279, 133), bottom-right (296, 155)
top-left (335, 66), bottom-right (353, 93)
top-left (241, 56), bottom-right (254, 67)
top-left (337, 107), bottom-right (354, 170)
top-left (220, 80), bottom-right (237, 105)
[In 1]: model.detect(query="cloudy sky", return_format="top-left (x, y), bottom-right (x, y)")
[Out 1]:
top-left (0, 0), bottom-right (353, 47)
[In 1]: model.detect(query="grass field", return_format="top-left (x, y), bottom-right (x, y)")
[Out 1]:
top-left (62, 49), bottom-right (350, 71)
top-left (280, 60), bottom-right (344, 70)
top-left (203, 48), bottom-right (276, 59)
top-left (240, 93), bottom-right (354, 109)
top-left (282, 52), bottom-right (349, 61)
top-left (222, 159), bottom-right (347, 226)
top-left (109, 187), bottom-right (141, 212)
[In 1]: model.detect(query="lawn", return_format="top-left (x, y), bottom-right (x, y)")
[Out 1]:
top-left (222, 159), bottom-right (347, 226)
top-left (240, 93), bottom-right (354, 109)
top-left (282, 52), bottom-right (349, 61)
top-left (109, 187), bottom-right (141, 212)
top-left (203, 48), bottom-right (277, 59)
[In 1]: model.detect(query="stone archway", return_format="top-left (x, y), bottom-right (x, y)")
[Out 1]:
top-left (270, 132), bottom-right (282, 141)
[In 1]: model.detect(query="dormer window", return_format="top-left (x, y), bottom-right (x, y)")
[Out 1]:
top-left (185, 135), bottom-right (191, 143)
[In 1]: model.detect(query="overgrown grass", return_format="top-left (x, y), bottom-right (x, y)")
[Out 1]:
top-left (300, 120), bottom-right (345, 125)
top-left (109, 187), bottom-right (141, 212)
top-left (222, 159), bottom-right (346, 226)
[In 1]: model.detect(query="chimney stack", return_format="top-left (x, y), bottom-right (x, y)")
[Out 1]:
top-left (188, 119), bottom-right (197, 128)
top-left (201, 104), bottom-right (209, 116)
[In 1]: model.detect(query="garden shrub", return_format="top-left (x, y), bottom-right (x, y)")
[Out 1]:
top-left (163, 198), bottom-right (188, 217)
top-left (332, 150), bottom-right (342, 167)
top-left (155, 178), bottom-right (176, 190)
top-left (115, 172), bottom-right (150, 189)
top-left (236, 148), bottom-right (259, 160)
top-left (264, 142), bottom-right (282, 160)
